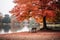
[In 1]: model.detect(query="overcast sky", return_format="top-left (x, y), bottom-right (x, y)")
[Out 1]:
top-left (0, 0), bottom-right (15, 16)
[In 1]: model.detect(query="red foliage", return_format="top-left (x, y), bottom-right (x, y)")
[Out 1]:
top-left (43, 10), bottom-right (56, 17)
top-left (10, 0), bottom-right (58, 22)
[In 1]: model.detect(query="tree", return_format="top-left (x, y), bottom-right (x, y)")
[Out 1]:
top-left (0, 13), bottom-right (3, 31)
top-left (2, 14), bottom-right (11, 32)
top-left (10, 0), bottom-right (60, 30)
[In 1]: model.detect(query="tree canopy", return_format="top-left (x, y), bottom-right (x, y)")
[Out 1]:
top-left (10, 0), bottom-right (60, 23)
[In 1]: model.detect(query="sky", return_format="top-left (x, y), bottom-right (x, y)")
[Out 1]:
top-left (0, 0), bottom-right (15, 16)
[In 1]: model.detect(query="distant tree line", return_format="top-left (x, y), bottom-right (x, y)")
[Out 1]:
top-left (0, 14), bottom-right (11, 32)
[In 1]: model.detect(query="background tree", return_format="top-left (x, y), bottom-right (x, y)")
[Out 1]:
top-left (10, 0), bottom-right (60, 30)
top-left (2, 14), bottom-right (11, 32)
top-left (0, 13), bottom-right (3, 32)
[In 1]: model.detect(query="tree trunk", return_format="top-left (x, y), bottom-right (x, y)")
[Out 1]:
top-left (41, 16), bottom-right (48, 30)
top-left (43, 16), bottom-right (47, 29)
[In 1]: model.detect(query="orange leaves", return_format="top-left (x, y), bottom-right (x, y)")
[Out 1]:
top-left (44, 10), bottom-right (56, 17)
top-left (31, 5), bottom-right (39, 11)
top-left (14, 0), bottom-right (40, 4)
top-left (32, 0), bottom-right (40, 5)
top-left (20, 4), bottom-right (29, 11)
top-left (15, 11), bottom-right (29, 22)
top-left (13, 0), bottom-right (32, 4)
top-left (34, 16), bottom-right (43, 23)
top-left (9, 5), bottom-right (20, 13)
top-left (10, 0), bottom-right (57, 23)
top-left (43, 10), bottom-right (56, 22)
top-left (41, 0), bottom-right (53, 3)
top-left (20, 11), bottom-right (29, 16)
top-left (16, 16), bottom-right (25, 22)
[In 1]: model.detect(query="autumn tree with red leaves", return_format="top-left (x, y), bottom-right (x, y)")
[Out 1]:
top-left (10, 0), bottom-right (60, 30)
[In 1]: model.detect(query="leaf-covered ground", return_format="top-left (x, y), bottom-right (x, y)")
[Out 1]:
top-left (0, 31), bottom-right (60, 40)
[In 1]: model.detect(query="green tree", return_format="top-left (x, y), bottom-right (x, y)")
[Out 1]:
top-left (2, 14), bottom-right (11, 32)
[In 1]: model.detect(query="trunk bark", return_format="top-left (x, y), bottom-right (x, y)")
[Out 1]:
top-left (41, 16), bottom-right (48, 30)
top-left (43, 16), bottom-right (47, 29)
